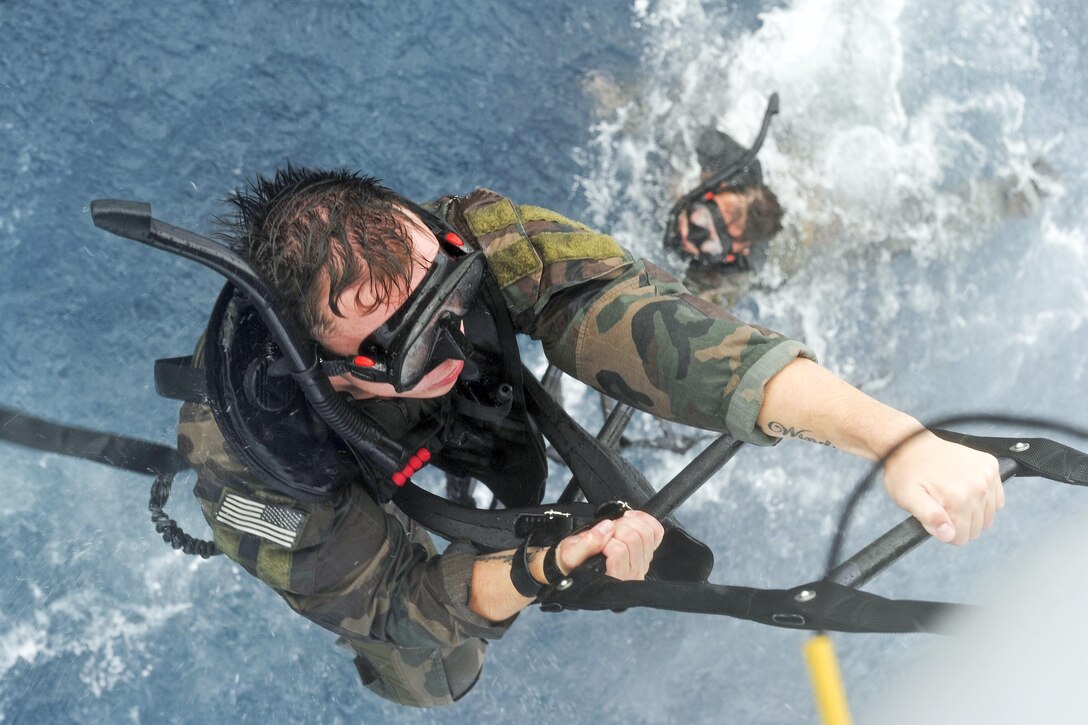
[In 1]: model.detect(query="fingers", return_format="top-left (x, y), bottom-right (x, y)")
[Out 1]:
top-left (986, 472), bottom-right (1005, 530)
top-left (969, 504), bottom-right (983, 542)
top-left (602, 511), bottom-right (664, 580)
top-left (896, 484), bottom-right (957, 543)
top-left (891, 447), bottom-right (1002, 546)
top-left (555, 511), bottom-right (664, 581)
top-left (957, 453), bottom-right (1002, 544)
top-left (555, 518), bottom-right (615, 574)
top-left (983, 475), bottom-right (1000, 530)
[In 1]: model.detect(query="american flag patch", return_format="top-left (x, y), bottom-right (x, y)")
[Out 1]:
top-left (215, 493), bottom-right (308, 548)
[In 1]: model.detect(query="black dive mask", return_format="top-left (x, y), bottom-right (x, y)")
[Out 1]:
top-left (320, 217), bottom-right (485, 393)
top-left (685, 195), bottom-right (736, 248)
top-left (683, 196), bottom-right (751, 271)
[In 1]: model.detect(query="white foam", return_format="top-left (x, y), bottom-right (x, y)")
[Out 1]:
top-left (0, 589), bottom-right (191, 698)
top-left (0, 622), bottom-right (47, 677)
top-left (577, 0), bottom-right (1054, 277)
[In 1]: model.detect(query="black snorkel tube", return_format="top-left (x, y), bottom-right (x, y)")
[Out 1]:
top-left (89, 200), bottom-right (405, 490)
top-left (662, 92), bottom-right (780, 251)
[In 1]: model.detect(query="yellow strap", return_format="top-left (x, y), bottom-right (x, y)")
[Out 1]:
top-left (804, 634), bottom-right (852, 725)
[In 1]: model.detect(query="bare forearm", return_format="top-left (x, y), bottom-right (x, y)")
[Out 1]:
top-left (756, 357), bottom-right (1002, 545)
top-left (468, 547), bottom-right (548, 622)
top-left (756, 358), bottom-right (925, 459)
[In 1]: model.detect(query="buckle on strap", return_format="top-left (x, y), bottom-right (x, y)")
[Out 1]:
top-left (510, 509), bottom-right (579, 599)
top-left (513, 509), bottom-right (575, 540)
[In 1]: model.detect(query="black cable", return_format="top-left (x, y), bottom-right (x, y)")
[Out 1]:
top-left (148, 470), bottom-right (221, 558)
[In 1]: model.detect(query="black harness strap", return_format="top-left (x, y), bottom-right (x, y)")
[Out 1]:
top-left (536, 575), bottom-right (971, 634)
top-left (0, 404), bottom-right (218, 557)
top-left (393, 485), bottom-right (598, 551)
top-left (521, 369), bottom-right (662, 509)
top-left (0, 404), bottom-right (185, 476)
top-left (934, 429), bottom-right (1088, 486)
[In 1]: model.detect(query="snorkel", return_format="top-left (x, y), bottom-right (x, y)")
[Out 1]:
top-left (90, 200), bottom-right (413, 497)
top-left (663, 93), bottom-right (780, 260)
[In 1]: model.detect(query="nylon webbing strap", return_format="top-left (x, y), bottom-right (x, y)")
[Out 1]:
top-left (934, 429), bottom-right (1088, 486)
top-left (0, 405), bottom-right (185, 476)
top-left (537, 574), bottom-right (970, 634)
top-left (394, 484), bottom-right (598, 551)
top-left (521, 369), bottom-right (662, 509)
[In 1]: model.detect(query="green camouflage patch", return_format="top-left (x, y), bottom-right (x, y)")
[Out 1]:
top-left (531, 231), bottom-right (624, 265)
top-left (516, 204), bottom-right (592, 231)
top-left (481, 237), bottom-right (543, 290)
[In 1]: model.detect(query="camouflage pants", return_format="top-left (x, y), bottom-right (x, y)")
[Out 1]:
top-left (191, 465), bottom-right (492, 708)
top-left (331, 495), bottom-right (488, 708)
top-left (344, 635), bottom-right (486, 707)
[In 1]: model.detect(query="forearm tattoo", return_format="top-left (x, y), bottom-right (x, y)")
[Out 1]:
top-left (767, 421), bottom-right (834, 448)
top-left (477, 552), bottom-right (515, 564)
top-left (476, 548), bottom-right (542, 566)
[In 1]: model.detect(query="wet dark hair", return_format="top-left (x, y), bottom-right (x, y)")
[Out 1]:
top-left (219, 165), bottom-right (417, 339)
top-left (739, 185), bottom-right (784, 244)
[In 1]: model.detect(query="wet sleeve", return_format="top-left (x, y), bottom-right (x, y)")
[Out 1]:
top-left (456, 189), bottom-right (816, 444)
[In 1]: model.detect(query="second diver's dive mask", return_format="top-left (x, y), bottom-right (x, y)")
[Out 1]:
top-left (682, 193), bottom-right (751, 271)
top-left (319, 214), bottom-right (486, 394)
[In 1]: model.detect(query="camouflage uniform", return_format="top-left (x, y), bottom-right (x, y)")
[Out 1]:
top-left (177, 189), bottom-right (815, 708)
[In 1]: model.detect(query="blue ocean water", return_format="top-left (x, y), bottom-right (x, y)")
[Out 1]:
top-left (2, 0), bottom-right (1087, 723)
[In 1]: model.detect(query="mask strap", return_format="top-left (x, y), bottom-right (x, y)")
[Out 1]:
top-left (701, 197), bottom-right (734, 247)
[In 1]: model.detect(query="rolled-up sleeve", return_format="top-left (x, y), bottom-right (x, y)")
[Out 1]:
top-left (550, 260), bottom-right (815, 444)
top-left (456, 189), bottom-right (816, 444)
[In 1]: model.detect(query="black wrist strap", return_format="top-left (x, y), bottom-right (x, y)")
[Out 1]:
top-left (510, 538), bottom-right (544, 598)
top-left (512, 501), bottom-right (627, 597)
top-left (542, 544), bottom-right (564, 583)
top-left (511, 533), bottom-right (567, 598)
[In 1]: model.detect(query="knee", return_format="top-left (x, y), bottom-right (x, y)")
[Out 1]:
top-left (351, 638), bottom-right (487, 708)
